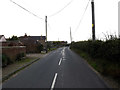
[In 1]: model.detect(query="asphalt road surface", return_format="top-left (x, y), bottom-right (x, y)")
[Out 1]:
top-left (3, 47), bottom-right (110, 89)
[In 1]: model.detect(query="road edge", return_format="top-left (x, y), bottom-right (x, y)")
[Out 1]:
top-left (2, 58), bottom-right (40, 83)
top-left (71, 49), bottom-right (112, 88)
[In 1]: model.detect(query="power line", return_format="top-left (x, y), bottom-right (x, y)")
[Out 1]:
top-left (48, 0), bottom-right (74, 17)
top-left (73, 0), bottom-right (91, 35)
top-left (10, 0), bottom-right (43, 20)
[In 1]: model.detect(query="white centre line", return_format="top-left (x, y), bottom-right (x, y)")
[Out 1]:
top-left (51, 73), bottom-right (58, 90)
top-left (58, 58), bottom-right (62, 65)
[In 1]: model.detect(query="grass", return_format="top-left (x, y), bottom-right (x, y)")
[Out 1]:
top-left (49, 48), bottom-right (57, 52)
top-left (73, 49), bottom-right (101, 71)
top-left (16, 57), bottom-right (37, 64)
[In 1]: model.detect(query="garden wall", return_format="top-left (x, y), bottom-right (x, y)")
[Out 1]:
top-left (2, 46), bottom-right (26, 62)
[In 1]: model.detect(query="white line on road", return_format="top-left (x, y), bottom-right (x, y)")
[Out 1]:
top-left (58, 58), bottom-right (62, 65)
top-left (51, 73), bottom-right (58, 90)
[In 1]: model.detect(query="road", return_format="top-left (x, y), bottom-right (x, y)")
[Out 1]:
top-left (3, 47), bottom-right (110, 89)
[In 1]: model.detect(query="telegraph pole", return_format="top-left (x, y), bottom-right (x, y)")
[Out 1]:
top-left (45, 16), bottom-right (47, 42)
top-left (91, 0), bottom-right (95, 41)
top-left (45, 16), bottom-right (48, 53)
top-left (70, 27), bottom-right (72, 43)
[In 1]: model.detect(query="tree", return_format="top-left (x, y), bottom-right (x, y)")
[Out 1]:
top-left (8, 35), bottom-right (19, 41)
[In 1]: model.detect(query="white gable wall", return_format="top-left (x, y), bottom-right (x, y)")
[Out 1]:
top-left (0, 36), bottom-right (6, 42)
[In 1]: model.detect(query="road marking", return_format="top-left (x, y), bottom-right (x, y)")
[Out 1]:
top-left (51, 73), bottom-right (58, 90)
top-left (58, 58), bottom-right (62, 65)
top-left (62, 51), bottom-right (65, 56)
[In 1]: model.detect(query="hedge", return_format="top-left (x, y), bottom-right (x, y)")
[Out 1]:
top-left (70, 39), bottom-right (120, 79)
top-left (70, 39), bottom-right (120, 63)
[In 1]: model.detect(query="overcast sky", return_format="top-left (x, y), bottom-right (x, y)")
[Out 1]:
top-left (0, 0), bottom-right (119, 43)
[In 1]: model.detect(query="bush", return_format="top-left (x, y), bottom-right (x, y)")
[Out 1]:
top-left (16, 53), bottom-right (25, 61)
top-left (37, 44), bottom-right (43, 53)
top-left (2, 54), bottom-right (11, 67)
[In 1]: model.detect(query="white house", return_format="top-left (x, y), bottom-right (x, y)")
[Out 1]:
top-left (0, 35), bottom-right (6, 42)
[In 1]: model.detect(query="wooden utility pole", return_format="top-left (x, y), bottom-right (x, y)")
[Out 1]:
top-left (91, 0), bottom-right (95, 41)
top-left (118, 1), bottom-right (120, 38)
top-left (45, 16), bottom-right (47, 42)
top-left (45, 16), bottom-right (48, 53)
top-left (70, 27), bottom-right (72, 43)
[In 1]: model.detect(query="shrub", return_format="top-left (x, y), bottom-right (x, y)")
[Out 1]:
top-left (37, 44), bottom-right (43, 53)
top-left (16, 53), bottom-right (25, 61)
top-left (2, 54), bottom-right (11, 67)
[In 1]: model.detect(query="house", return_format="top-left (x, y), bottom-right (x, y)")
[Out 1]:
top-left (0, 35), bottom-right (6, 42)
top-left (1, 35), bottom-right (26, 66)
top-left (19, 34), bottom-right (46, 53)
top-left (2, 40), bottom-right (23, 46)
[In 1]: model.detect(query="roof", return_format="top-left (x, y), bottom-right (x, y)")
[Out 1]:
top-left (19, 36), bottom-right (46, 41)
top-left (0, 35), bottom-right (4, 39)
top-left (30, 36), bottom-right (46, 41)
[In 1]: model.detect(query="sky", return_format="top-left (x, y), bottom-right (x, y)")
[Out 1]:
top-left (0, 0), bottom-right (119, 43)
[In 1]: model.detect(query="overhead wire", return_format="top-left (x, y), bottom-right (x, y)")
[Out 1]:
top-left (48, 0), bottom-right (74, 17)
top-left (73, 0), bottom-right (91, 35)
top-left (10, 0), bottom-right (91, 42)
top-left (10, 0), bottom-right (43, 20)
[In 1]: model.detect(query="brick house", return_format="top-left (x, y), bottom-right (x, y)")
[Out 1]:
top-left (19, 35), bottom-right (46, 53)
